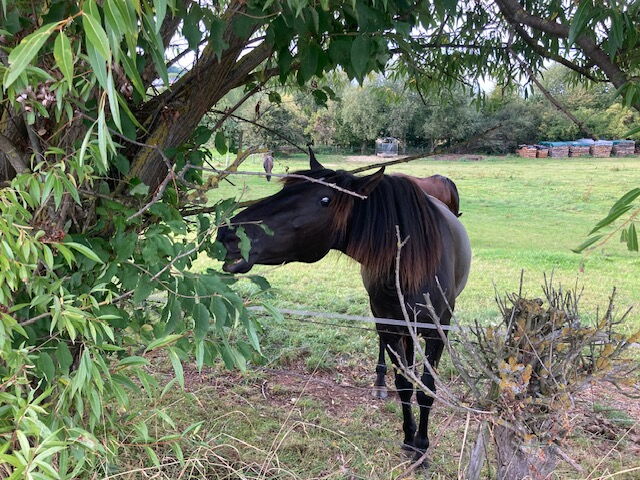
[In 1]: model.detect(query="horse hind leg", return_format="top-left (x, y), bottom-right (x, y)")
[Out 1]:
top-left (387, 336), bottom-right (416, 449)
top-left (413, 337), bottom-right (445, 460)
top-left (372, 337), bottom-right (388, 399)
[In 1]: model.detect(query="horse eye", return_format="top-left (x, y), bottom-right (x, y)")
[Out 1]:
top-left (320, 196), bottom-right (331, 207)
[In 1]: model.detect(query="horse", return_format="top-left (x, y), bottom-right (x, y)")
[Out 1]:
top-left (370, 172), bottom-right (463, 400)
top-left (217, 150), bottom-right (471, 459)
top-left (394, 173), bottom-right (461, 217)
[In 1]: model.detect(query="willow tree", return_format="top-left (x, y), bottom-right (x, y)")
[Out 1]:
top-left (1, 0), bottom-right (639, 477)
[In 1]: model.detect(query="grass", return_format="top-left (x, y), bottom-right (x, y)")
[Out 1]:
top-left (203, 153), bottom-right (640, 330)
top-left (118, 153), bottom-right (640, 479)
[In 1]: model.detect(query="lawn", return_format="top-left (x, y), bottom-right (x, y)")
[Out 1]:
top-left (204, 153), bottom-right (640, 329)
top-left (128, 153), bottom-right (640, 480)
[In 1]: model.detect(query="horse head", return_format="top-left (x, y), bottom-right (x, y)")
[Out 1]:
top-left (217, 149), bottom-right (384, 274)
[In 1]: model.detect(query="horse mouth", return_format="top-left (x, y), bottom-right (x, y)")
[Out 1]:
top-left (222, 256), bottom-right (253, 274)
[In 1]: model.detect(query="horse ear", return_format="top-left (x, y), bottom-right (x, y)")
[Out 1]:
top-left (309, 146), bottom-right (323, 170)
top-left (356, 167), bottom-right (385, 196)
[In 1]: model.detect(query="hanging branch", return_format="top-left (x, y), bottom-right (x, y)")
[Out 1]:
top-left (511, 49), bottom-right (596, 139)
top-left (209, 110), bottom-right (306, 153)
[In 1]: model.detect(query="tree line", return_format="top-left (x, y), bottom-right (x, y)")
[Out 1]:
top-left (214, 65), bottom-right (640, 155)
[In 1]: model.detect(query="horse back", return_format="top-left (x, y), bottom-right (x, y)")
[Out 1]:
top-left (392, 173), bottom-right (461, 217)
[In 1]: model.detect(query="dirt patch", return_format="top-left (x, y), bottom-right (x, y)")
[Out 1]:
top-left (177, 360), bottom-right (384, 417)
top-left (573, 383), bottom-right (640, 448)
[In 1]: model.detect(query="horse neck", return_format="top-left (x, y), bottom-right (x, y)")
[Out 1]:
top-left (333, 175), bottom-right (443, 296)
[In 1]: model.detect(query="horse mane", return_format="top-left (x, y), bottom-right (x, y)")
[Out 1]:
top-left (282, 170), bottom-right (442, 294)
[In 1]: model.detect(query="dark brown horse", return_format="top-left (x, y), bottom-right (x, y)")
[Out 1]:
top-left (217, 150), bottom-right (471, 459)
top-left (393, 173), bottom-right (461, 217)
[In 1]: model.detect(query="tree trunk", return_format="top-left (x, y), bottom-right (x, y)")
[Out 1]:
top-left (493, 425), bottom-right (558, 480)
top-left (124, 12), bottom-right (274, 194)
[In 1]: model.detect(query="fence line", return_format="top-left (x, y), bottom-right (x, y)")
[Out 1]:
top-left (247, 306), bottom-right (455, 331)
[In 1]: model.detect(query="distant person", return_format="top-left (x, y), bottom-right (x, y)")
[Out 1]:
top-left (263, 151), bottom-right (274, 181)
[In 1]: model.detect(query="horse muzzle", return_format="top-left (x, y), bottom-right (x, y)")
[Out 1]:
top-left (217, 225), bottom-right (257, 274)
top-left (222, 255), bottom-right (253, 274)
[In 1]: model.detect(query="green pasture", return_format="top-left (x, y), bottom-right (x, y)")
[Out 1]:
top-left (202, 153), bottom-right (640, 331)
top-left (141, 152), bottom-right (640, 479)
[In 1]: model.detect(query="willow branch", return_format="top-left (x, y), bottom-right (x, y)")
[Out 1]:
top-left (210, 110), bottom-right (306, 152)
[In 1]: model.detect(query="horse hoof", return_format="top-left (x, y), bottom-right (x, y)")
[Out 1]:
top-left (411, 452), bottom-right (429, 469)
top-left (401, 439), bottom-right (416, 452)
top-left (371, 385), bottom-right (388, 399)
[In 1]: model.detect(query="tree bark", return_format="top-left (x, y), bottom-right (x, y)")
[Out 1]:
top-left (123, 3), bottom-right (275, 194)
top-left (493, 425), bottom-right (558, 480)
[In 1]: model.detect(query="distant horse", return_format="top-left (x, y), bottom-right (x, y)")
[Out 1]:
top-left (370, 172), bottom-right (463, 399)
top-left (393, 173), bottom-right (461, 217)
top-left (217, 150), bottom-right (471, 459)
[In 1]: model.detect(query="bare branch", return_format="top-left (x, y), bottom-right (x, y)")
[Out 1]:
top-left (189, 165), bottom-right (368, 199)
top-left (210, 109), bottom-right (306, 153)
top-left (0, 133), bottom-right (28, 173)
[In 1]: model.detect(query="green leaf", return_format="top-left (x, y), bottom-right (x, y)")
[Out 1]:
top-left (209, 16), bottom-right (228, 61)
top-left (572, 234), bottom-right (604, 253)
top-left (64, 242), bottom-right (104, 264)
top-left (56, 340), bottom-right (73, 374)
top-left (210, 296), bottom-right (228, 328)
top-left (107, 69), bottom-right (122, 131)
top-left (117, 356), bottom-right (150, 368)
top-left (154, 0), bottom-right (168, 33)
top-left (86, 41), bottom-right (108, 89)
top-left (120, 48), bottom-right (146, 96)
top-left (36, 352), bottom-right (55, 382)
top-left (193, 303), bottom-right (209, 341)
top-left (568, 0), bottom-right (593, 46)
top-left (608, 188), bottom-right (640, 215)
top-left (5, 22), bottom-right (58, 88)
top-left (627, 223), bottom-right (638, 251)
top-left (78, 122), bottom-right (95, 167)
top-left (146, 334), bottom-right (183, 352)
top-left (83, 10), bottom-right (111, 61)
top-left (214, 131), bottom-right (227, 155)
top-left (168, 348), bottom-right (184, 388)
top-left (97, 103), bottom-right (109, 171)
top-left (589, 205), bottom-right (633, 235)
top-left (53, 32), bottom-right (74, 88)
top-left (300, 43), bottom-right (320, 82)
top-left (236, 227), bottom-right (251, 261)
top-left (183, 4), bottom-right (203, 50)
top-left (351, 36), bottom-right (370, 80)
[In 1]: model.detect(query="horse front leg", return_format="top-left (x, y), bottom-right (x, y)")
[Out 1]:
top-left (413, 337), bottom-right (445, 459)
top-left (372, 336), bottom-right (388, 399)
top-left (386, 336), bottom-right (416, 450)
